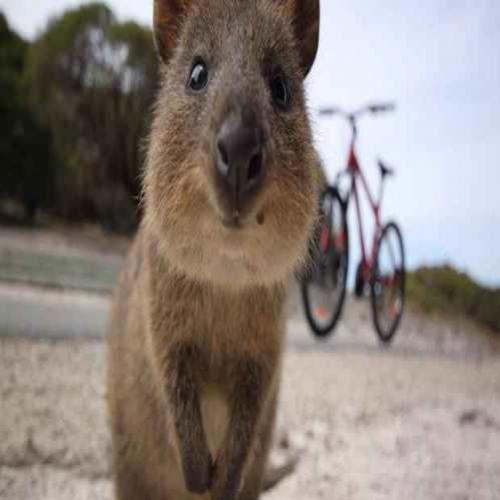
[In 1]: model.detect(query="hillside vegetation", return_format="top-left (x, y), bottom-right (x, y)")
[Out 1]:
top-left (0, 5), bottom-right (157, 231)
top-left (407, 265), bottom-right (500, 334)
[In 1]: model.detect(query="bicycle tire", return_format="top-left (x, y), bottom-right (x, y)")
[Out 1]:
top-left (301, 187), bottom-right (349, 338)
top-left (370, 221), bottom-right (405, 343)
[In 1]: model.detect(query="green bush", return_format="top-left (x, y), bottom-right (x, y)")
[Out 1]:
top-left (407, 265), bottom-right (500, 333)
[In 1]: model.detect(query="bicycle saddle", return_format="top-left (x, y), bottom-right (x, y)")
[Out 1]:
top-left (378, 159), bottom-right (395, 178)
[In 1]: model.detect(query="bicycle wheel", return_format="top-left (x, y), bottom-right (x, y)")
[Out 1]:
top-left (370, 221), bottom-right (405, 343)
top-left (301, 187), bottom-right (349, 338)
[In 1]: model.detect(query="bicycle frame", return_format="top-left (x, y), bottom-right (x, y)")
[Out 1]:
top-left (338, 120), bottom-right (385, 280)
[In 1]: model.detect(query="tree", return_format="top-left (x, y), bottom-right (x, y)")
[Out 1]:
top-left (25, 3), bottom-right (157, 231)
top-left (0, 13), bottom-right (54, 221)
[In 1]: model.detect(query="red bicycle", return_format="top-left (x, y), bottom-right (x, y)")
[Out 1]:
top-left (301, 103), bottom-right (405, 343)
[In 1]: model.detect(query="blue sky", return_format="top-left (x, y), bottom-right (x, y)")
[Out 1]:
top-left (3, 0), bottom-right (500, 286)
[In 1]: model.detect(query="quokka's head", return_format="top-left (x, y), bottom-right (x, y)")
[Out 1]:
top-left (144, 0), bottom-right (321, 288)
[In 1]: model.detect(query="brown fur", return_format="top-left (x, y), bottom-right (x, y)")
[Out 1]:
top-left (107, 1), bottom-right (321, 499)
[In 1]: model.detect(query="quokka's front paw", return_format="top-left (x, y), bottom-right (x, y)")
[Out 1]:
top-left (210, 452), bottom-right (242, 500)
top-left (183, 449), bottom-right (214, 495)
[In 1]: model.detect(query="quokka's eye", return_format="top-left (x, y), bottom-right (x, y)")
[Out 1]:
top-left (270, 74), bottom-right (290, 110)
top-left (188, 58), bottom-right (209, 91)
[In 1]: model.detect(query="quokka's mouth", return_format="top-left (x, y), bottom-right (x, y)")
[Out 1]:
top-left (221, 213), bottom-right (243, 230)
top-left (220, 209), bottom-right (265, 230)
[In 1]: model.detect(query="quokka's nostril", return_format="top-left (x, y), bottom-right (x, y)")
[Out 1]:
top-left (217, 140), bottom-right (229, 176)
top-left (247, 152), bottom-right (263, 183)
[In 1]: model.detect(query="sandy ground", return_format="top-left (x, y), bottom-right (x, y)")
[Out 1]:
top-left (1, 224), bottom-right (499, 499)
top-left (0, 225), bottom-right (129, 259)
top-left (2, 289), bottom-right (500, 500)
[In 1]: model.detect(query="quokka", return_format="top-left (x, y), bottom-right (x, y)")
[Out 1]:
top-left (107, 1), bottom-right (321, 499)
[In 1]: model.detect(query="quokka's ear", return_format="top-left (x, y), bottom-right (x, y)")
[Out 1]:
top-left (277, 0), bottom-right (320, 78)
top-left (154, 0), bottom-right (194, 64)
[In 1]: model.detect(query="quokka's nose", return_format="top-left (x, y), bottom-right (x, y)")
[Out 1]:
top-left (215, 113), bottom-right (265, 215)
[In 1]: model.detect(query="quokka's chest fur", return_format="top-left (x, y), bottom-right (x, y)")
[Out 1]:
top-left (144, 239), bottom-right (288, 360)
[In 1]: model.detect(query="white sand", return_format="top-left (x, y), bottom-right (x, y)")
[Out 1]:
top-left (2, 300), bottom-right (500, 500)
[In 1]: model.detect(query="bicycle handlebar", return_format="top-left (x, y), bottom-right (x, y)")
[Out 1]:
top-left (318, 102), bottom-right (395, 142)
top-left (318, 102), bottom-right (396, 121)
top-left (367, 102), bottom-right (396, 114)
